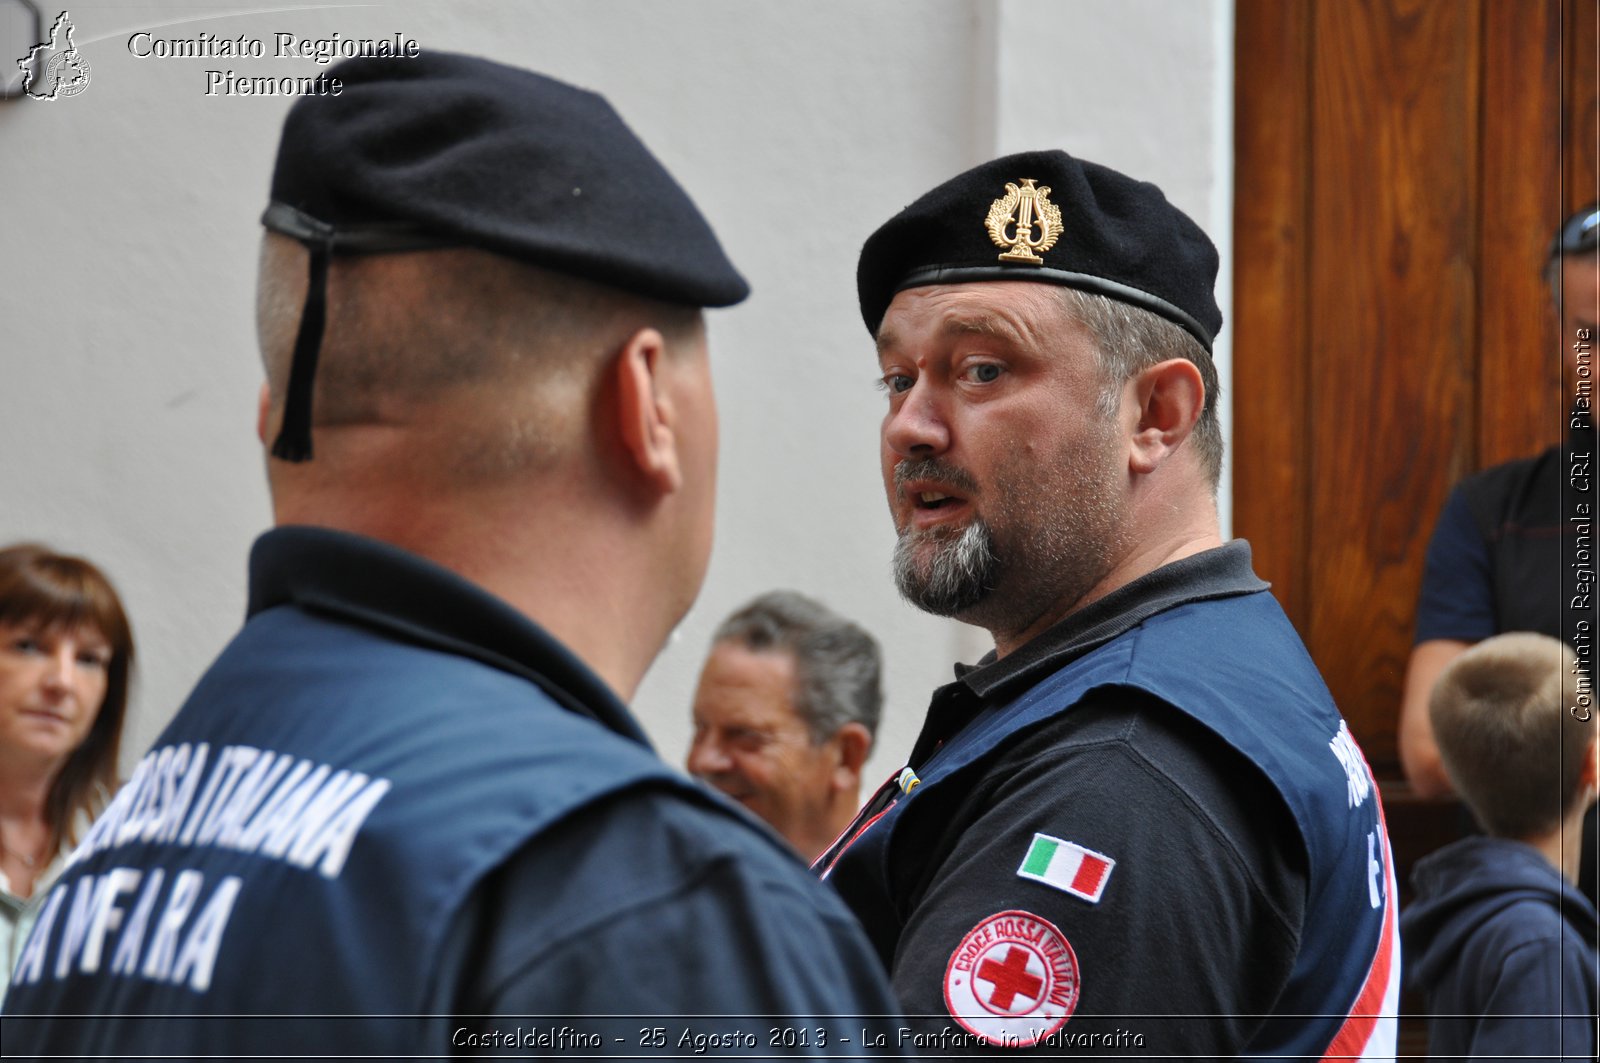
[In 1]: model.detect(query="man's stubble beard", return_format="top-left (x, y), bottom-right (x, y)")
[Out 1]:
top-left (891, 429), bottom-right (1128, 639)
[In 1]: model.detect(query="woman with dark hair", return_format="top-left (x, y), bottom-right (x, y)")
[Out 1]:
top-left (0, 543), bottom-right (133, 1000)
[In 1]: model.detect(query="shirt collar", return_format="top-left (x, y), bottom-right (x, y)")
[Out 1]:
top-left (247, 525), bottom-right (653, 749)
top-left (957, 540), bottom-right (1267, 700)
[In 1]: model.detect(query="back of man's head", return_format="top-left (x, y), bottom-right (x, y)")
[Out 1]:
top-left (1430, 632), bottom-right (1592, 839)
top-left (257, 240), bottom-right (701, 482)
top-left (250, 53), bottom-right (749, 697)
top-left (712, 590), bottom-right (882, 743)
top-left (255, 50), bottom-right (746, 474)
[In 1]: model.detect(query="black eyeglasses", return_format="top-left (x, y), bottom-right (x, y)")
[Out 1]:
top-left (1551, 204), bottom-right (1600, 258)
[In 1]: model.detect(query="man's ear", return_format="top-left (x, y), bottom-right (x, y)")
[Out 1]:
top-left (1582, 734), bottom-right (1599, 797)
top-left (829, 722), bottom-right (873, 794)
top-left (1127, 358), bottom-right (1205, 475)
top-left (257, 382), bottom-right (273, 446)
top-left (611, 327), bottom-right (681, 494)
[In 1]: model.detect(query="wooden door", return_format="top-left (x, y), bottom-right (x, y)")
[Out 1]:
top-left (1234, 0), bottom-right (1596, 1048)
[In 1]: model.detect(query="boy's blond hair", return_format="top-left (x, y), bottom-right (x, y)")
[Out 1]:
top-left (1430, 632), bottom-right (1592, 838)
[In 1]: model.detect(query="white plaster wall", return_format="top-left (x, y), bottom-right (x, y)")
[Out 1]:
top-left (991, 0), bottom-right (1236, 536)
top-left (0, 0), bottom-right (1232, 794)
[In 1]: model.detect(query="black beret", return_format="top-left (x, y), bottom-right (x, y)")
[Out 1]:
top-left (857, 150), bottom-right (1221, 351)
top-left (266, 51), bottom-right (748, 307)
top-left (262, 52), bottom-right (746, 462)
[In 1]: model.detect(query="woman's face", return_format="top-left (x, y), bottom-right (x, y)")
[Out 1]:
top-left (0, 619), bottom-right (110, 768)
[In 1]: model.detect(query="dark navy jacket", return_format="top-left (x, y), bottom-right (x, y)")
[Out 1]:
top-left (1403, 836), bottom-right (1597, 1061)
top-left (2, 528), bottom-right (903, 1058)
top-left (819, 545), bottom-right (1399, 1056)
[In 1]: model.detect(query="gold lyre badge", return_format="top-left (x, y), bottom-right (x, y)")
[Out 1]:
top-left (985, 178), bottom-right (1063, 264)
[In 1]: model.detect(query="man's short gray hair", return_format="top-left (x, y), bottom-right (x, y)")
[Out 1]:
top-left (712, 591), bottom-right (882, 742)
top-left (1058, 288), bottom-right (1224, 487)
top-left (256, 235), bottom-right (702, 479)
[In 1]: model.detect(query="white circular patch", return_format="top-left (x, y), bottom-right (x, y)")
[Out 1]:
top-left (942, 909), bottom-right (1080, 1047)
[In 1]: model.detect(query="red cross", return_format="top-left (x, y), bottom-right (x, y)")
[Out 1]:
top-left (976, 946), bottom-right (1043, 1010)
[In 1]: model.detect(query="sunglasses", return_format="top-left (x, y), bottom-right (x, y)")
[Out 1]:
top-left (1551, 205), bottom-right (1600, 258)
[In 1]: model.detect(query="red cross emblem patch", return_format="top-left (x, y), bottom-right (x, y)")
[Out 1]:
top-left (943, 909), bottom-right (1080, 1046)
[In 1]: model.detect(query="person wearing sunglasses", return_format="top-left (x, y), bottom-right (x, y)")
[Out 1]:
top-left (1400, 203), bottom-right (1600, 905)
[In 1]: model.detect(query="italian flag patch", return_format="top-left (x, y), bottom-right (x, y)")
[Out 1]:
top-left (1016, 833), bottom-right (1115, 903)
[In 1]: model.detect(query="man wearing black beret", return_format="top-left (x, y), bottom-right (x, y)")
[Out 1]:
top-left (817, 151), bottom-right (1399, 1055)
top-left (1, 52), bottom-right (904, 1055)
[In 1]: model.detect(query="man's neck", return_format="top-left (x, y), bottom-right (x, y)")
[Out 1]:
top-left (0, 758), bottom-right (55, 820)
top-left (1523, 806), bottom-right (1592, 885)
top-left (991, 507), bottom-right (1223, 659)
top-left (272, 478), bottom-right (677, 702)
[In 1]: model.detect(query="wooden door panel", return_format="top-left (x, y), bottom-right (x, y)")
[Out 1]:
top-left (1236, 0), bottom-right (1589, 772)
top-left (1482, 2), bottom-right (1562, 468)
top-left (1569, 0), bottom-right (1599, 213)
top-left (1308, 0), bottom-right (1482, 772)
top-left (1235, 0), bottom-right (1312, 631)
top-left (1236, 2), bottom-right (1593, 1051)
top-left (1236, 2), bottom-right (1594, 1051)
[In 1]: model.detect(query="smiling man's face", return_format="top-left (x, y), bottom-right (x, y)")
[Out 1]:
top-left (875, 282), bottom-right (1131, 645)
top-left (687, 642), bottom-right (841, 856)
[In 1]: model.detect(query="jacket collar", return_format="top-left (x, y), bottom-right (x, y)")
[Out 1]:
top-left (958, 540), bottom-right (1268, 700)
top-left (247, 525), bottom-right (652, 748)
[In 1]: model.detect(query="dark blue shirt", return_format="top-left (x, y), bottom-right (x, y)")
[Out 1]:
top-left (819, 543), bottom-right (1398, 1057)
top-left (1403, 836), bottom-right (1597, 1060)
top-left (1414, 446), bottom-right (1568, 644)
top-left (2, 528), bottom-right (904, 1058)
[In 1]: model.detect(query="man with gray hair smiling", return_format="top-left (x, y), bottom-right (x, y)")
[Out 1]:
top-left (688, 590), bottom-right (880, 864)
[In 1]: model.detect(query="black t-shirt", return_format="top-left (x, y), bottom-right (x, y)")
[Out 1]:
top-left (1415, 445), bottom-right (1568, 642)
top-left (827, 545), bottom-right (1310, 1056)
top-left (882, 690), bottom-right (1306, 1054)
